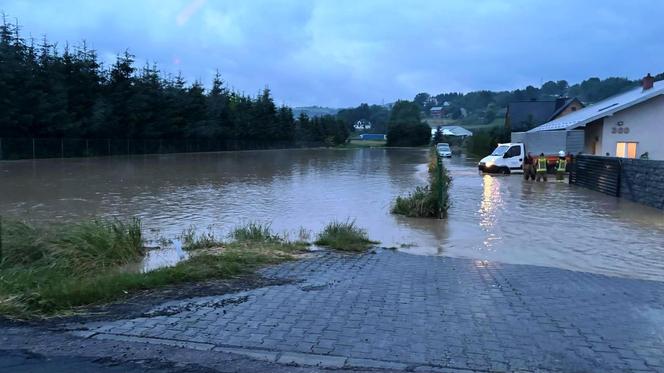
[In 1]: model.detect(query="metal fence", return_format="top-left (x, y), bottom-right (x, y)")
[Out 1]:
top-left (0, 138), bottom-right (316, 160)
top-left (569, 155), bottom-right (621, 197)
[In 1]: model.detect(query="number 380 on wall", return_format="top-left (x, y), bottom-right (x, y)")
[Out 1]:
top-left (611, 127), bottom-right (630, 134)
top-left (611, 121), bottom-right (629, 134)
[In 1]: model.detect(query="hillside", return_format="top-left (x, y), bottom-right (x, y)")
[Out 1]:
top-left (413, 73), bottom-right (664, 129)
top-left (292, 106), bottom-right (339, 118)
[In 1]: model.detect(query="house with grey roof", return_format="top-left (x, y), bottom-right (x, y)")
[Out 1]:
top-left (529, 74), bottom-right (664, 160)
top-left (431, 125), bottom-right (473, 138)
top-left (505, 97), bottom-right (583, 132)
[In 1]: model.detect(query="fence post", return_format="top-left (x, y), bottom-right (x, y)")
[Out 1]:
top-left (0, 137), bottom-right (3, 161)
top-left (616, 159), bottom-right (622, 197)
top-left (32, 138), bottom-right (36, 159)
top-left (107, 139), bottom-right (111, 155)
top-left (86, 139), bottom-right (89, 156)
top-left (61, 138), bottom-right (64, 158)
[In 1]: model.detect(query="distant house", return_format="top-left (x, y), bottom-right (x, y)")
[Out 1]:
top-left (505, 97), bottom-right (584, 132)
top-left (430, 106), bottom-right (444, 118)
top-left (431, 126), bottom-right (473, 138)
top-left (529, 74), bottom-right (664, 160)
top-left (353, 119), bottom-right (372, 131)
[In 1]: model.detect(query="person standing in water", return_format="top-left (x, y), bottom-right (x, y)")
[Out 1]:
top-left (556, 151), bottom-right (567, 181)
top-left (523, 152), bottom-right (535, 181)
top-left (535, 153), bottom-right (548, 182)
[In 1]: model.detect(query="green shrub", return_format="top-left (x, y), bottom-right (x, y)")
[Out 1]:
top-left (392, 186), bottom-right (439, 217)
top-left (231, 222), bottom-right (279, 242)
top-left (392, 149), bottom-right (451, 218)
top-left (465, 126), bottom-right (510, 156)
top-left (314, 220), bottom-right (377, 252)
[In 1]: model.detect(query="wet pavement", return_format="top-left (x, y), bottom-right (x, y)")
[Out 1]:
top-left (0, 350), bottom-right (193, 373)
top-left (72, 250), bottom-right (664, 372)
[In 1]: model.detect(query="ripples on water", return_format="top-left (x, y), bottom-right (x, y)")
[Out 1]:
top-left (1, 148), bottom-right (663, 281)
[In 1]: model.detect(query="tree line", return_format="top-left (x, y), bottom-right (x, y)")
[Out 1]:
top-left (413, 73), bottom-right (664, 124)
top-left (0, 18), bottom-right (349, 148)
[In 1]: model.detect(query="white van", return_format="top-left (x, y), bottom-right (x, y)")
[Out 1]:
top-left (477, 143), bottom-right (525, 174)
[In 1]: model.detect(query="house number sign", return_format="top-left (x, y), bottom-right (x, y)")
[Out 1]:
top-left (611, 121), bottom-right (630, 134)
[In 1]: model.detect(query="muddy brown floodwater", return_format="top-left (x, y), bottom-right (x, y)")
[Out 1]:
top-left (1, 148), bottom-right (663, 280)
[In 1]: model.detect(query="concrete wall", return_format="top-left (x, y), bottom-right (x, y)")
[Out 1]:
top-left (601, 95), bottom-right (664, 160)
top-left (512, 130), bottom-right (583, 154)
top-left (566, 130), bottom-right (585, 154)
top-left (620, 158), bottom-right (664, 209)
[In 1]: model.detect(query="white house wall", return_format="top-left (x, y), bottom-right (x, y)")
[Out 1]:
top-left (601, 94), bottom-right (664, 160)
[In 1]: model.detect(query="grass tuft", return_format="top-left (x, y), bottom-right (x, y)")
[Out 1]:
top-left (180, 227), bottom-right (222, 251)
top-left (0, 218), bottom-right (145, 317)
top-left (1, 218), bottom-right (143, 271)
top-left (314, 220), bottom-right (378, 252)
top-left (231, 222), bottom-right (279, 243)
top-left (0, 218), bottom-right (312, 318)
top-left (392, 148), bottom-right (451, 218)
top-left (392, 186), bottom-right (439, 217)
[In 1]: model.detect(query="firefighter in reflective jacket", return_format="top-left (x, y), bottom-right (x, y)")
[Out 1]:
top-left (556, 150), bottom-right (567, 181)
top-left (535, 153), bottom-right (547, 182)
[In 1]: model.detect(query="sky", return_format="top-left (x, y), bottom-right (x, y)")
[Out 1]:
top-left (3, 0), bottom-right (664, 107)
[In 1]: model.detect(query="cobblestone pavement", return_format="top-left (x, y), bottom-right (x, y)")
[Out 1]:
top-left (75, 250), bottom-right (664, 372)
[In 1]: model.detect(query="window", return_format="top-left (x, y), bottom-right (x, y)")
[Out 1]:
top-left (491, 145), bottom-right (510, 156)
top-left (616, 142), bottom-right (638, 158)
top-left (505, 146), bottom-right (521, 158)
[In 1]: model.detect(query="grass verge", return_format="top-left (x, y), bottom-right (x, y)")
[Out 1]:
top-left (392, 148), bottom-right (451, 218)
top-left (314, 220), bottom-right (378, 252)
top-left (0, 219), bottom-right (307, 319)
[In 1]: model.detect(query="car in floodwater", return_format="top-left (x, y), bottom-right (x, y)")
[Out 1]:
top-left (478, 142), bottom-right (572, 174)
top-left (478, 143), bottom-right (524, 174)
top-left (436, 143), bottom-right (452, 157)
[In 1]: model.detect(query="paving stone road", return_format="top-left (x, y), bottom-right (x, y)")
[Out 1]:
top-left (75, 250), bottom-right (664, 372)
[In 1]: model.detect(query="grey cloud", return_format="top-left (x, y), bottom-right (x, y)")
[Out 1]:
top-left (3, 0), bottom-right (664, 107)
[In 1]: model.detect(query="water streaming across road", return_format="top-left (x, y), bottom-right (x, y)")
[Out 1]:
top-left (1, 148), bottom-right (663, 280)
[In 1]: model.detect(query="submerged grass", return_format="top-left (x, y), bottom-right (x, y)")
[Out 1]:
top-left (391, 148), bottom-right (451, 218)
top-left (0, 219), bottom-right (373, 318)
top-left (314, 220), bottom-right (378, 252)
top-left (180, 227), bottom-right (222, 251)
top-left (0, 220), bottom-right (308, 318)
top-left (231, 222), bottom-right (279, 242)
top-left (392, 186), bottom-right (440, 217)
top-left (0, 218), bottom-right (145, 317)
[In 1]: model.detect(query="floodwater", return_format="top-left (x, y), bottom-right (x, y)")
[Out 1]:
top-left (1, 148), bottom-right (663, 280)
